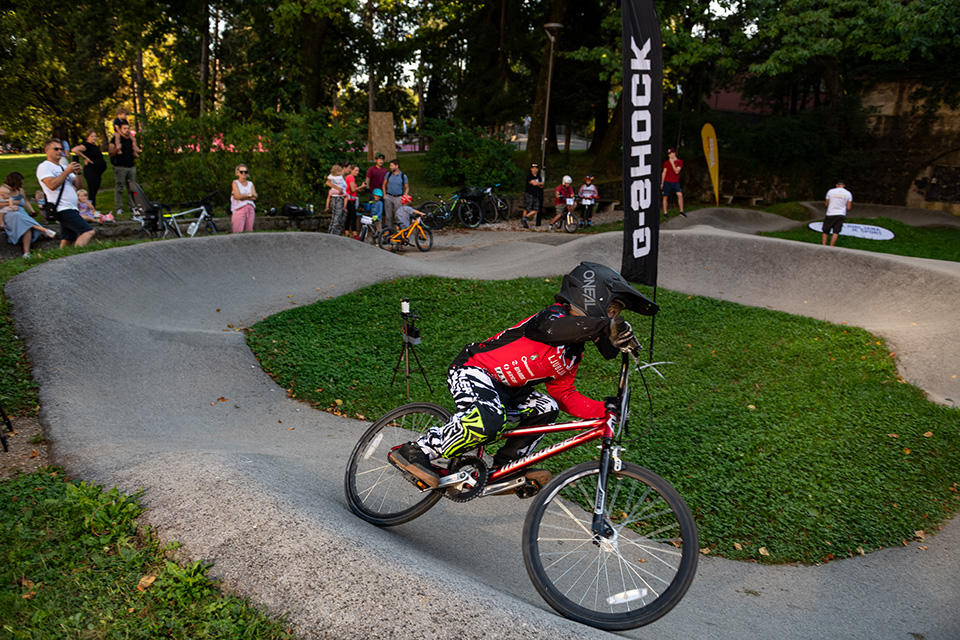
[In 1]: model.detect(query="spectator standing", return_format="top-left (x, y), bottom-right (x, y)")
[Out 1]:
top-left (821, 179), bottom-right (853, 247)
top-left (364, 153), bottom-right (389, 193)
top-left (51, 127), bottom-right (71, 168)
top-left (578, 174), bottom-right (599, 228)
top-left (230, 164), bottom-right (257, 233)
top-left (109, 120), bottom-right (140, 216)
top-left (344, 164), bottom-right (361, 239)
top-left (549, 175), bottom-right (575, 229)
top-left (661, 148), bottom-right (685, 217)
top-left (73, 129), bottom-right (107, 209)
top-left (1, 172), bottom-right (57, 257)
top-left (326, 163), bottom-right (347, 236)
top-left (37, 139), bottom-right (95, 248)
top-left (382, 159), bottom-right (409, 230)
top-left (519, 163), bottom-right (544, 229)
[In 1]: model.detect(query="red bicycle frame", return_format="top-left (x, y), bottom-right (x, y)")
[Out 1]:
top-left (485, 414), bottom-right (618, 483)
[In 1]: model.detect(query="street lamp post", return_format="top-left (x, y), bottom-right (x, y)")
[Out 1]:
top-left (541, 22), bottom-right (563, 181)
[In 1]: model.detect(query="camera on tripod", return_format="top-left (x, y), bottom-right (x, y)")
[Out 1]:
top-left (401, 297), bottom-right (421, 344)
top-left (393, 297), bottom-right (430, 398)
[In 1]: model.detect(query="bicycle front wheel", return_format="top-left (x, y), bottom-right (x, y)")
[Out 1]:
top-left (457, 200), bottom-right (482, 228)
top-left (344, 403), bottom-right (452, 526)
top-left (205, 217), bottom-right (219, 234)
top-left (563, 212), bottom-right (579, 234)
top-left (420, 202), bottom-right (446, 230)
top-left (414, 226), bottom-right (434, 252)
top-left (522, 461), bottom-right (698, 631)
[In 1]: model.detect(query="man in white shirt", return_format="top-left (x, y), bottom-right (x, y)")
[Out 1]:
top-left (37, 139), bottom-right (95, 248)
top-left (822, 179), bottom-right (852, 247)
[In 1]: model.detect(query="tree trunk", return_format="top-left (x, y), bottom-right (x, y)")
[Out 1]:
top-left (199, 2), bottom-right (209, 117)
top-left (135, 51), bottom-right (146, 125)
top-left (588, 91), bottom-right (610, 153)
top-left (366, 0), bottom-right (376, 113)
top-left (596, 92), bottom-right (622, 160)
top-left (525, 0), bottom-right (566, 168)
top-left (302, 11), bottom-right (332, 111)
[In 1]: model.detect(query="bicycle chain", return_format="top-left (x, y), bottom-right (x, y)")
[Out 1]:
top-left (442, 456), bottom-right (488, 503)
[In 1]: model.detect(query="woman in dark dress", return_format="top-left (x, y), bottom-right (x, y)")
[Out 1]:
top-left (74, 129), bottom-right (107, 209)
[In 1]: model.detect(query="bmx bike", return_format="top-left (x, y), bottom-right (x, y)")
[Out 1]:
top-left (344, 350), bottom-right (698, 631)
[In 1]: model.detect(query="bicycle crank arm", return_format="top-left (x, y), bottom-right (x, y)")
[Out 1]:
top-left (480, 477), bottom-right (526, 497)
top-left (435, 470), bottom-right (477, 491)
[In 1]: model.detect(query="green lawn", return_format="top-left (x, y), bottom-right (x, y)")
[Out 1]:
top-left (762, 217), bottom-right (960, 262)
top-left (0, 152), bottom-right (117, 212)
top-left (247, 276), bottom-right (960, 565)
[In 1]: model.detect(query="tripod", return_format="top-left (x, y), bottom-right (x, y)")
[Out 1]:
top-left (391, 312), bottom-right (432, 399)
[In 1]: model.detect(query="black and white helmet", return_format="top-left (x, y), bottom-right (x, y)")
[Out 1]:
top-left (554, 262), bottom-right (658, 318)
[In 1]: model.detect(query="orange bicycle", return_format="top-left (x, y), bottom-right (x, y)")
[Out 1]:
top-left (378, 213), bottom-right (434, 252)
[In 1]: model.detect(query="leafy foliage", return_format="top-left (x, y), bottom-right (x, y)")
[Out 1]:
top-left (247, 276), bottom-right (960, 564)
top-left (421, 118), bottom-right (522, 189)
top-left (138, 111), bottom-right (365, 209)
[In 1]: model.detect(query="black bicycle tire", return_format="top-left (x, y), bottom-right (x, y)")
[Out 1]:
top-left (378, 227), bottom-right (399, 251)
top-left (206, 218), bottom-right (219, 234)
top-left (522, 461), bottom-right (698, 631)
top-left (414, 226), bottom-right (434, 252)
top-left (344, 402), bottom-right (452, 526)
top-left (481, 198), bottom-right (498, 224)
top-left (420, 202), bottom-right (446, 230)
top-left (457, 200), bottom-right (482, 228)
top-left (563, 211), bottom-right (579, 234)
top-left (494, 196), bottom-right (508, 221)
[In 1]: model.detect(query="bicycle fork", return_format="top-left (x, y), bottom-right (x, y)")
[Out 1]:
top-left (591, 438), bottom-right (620, 539)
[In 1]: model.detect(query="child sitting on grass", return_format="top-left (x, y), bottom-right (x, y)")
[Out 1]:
top-left (77, 189), bottom-right (115, 224)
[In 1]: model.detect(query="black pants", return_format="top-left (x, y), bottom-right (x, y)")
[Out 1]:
top-left (84, 168), bottom-right (103, 209)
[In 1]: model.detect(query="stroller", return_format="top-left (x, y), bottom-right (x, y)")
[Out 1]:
top-left (128, 180), bottom-right (219, 239)
top-left (128, 180), bottom-right (162, 237)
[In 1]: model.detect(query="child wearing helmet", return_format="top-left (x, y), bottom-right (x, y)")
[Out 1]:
top-left (390, 262), bottom-right (658, 492)
top-left (394, 193), bottom-right (426, 230)
top-left (549, 175), bottom-right (575, 229)
top-left (369, 189), bottom-right (384, 231)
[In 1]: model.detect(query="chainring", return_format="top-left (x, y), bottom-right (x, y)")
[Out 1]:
top-left (443, 456), bottom-right (488, 503)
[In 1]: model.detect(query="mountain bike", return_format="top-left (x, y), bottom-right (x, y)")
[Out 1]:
top-left (344, 350), bottom-right (698, 631)
top-left (378, 212), bottom-right (434, 252)
top-left (478, 183), bottom-right (508, 224)
top-left (420, 190), bottom-right (482, 230)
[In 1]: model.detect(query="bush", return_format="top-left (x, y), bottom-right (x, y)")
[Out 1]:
top-left (422, 118), bottom-right (521, 190)
top-left (138, 111), bottom-right (365, 211)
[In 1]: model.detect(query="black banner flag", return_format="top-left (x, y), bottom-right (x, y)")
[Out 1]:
top-left (620, 0), bottom-right (663, 287)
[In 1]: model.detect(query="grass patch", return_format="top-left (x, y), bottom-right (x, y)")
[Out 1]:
top-left (762, 217), bottom-right (960, 262)
top-left (0, 468), bottom-right (293, 639)
top-left (0, 153), bottom-right (117, 209)
top-left (247, 276), bottom-right (960, 565)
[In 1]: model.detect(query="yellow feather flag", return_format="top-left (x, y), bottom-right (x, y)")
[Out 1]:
top-left (701, 123), bottom-right (719, 206)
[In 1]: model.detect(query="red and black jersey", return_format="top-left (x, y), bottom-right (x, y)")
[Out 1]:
top-left (450, 304), bottom-right (610, 419)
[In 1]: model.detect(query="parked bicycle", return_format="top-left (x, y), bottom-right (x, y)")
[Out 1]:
top-left (420, 190), bottom-right (482, 230)
top-left (344, 348), bottom-right (698, 631)
top-left (129, 180), bottom-right (218, 239)
top-left (478, 183), bottom-right (508, 224)
top-left (378, 210), bottom-right (434, 252)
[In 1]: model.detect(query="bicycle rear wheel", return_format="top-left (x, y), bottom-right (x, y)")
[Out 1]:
top-left (457, 200), bottom-right (482, 228)
top-left (378, 227), bottom-right (401, 251)
top-left (420, 202), bottom-right (446, 230)
top-left (344, 403), bottom-right (452, 526)
top-left (522, 461), bottom-right (698, 631)
top-left (414, 226), bottom-right (434, 252)
top-left (481, 198), bottom-right (498, 224)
